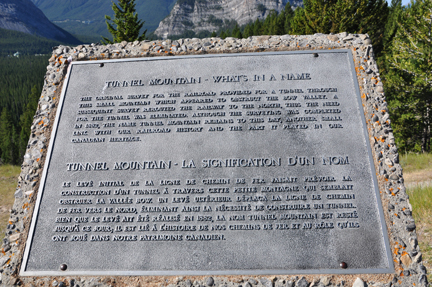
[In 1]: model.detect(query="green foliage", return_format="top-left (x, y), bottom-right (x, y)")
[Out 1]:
top-left (400, 152), bottom-right (432, 173)
top-left (385, 0), bottom-right (432, 152)
top-left (0, 108), bottom-right (15, 164)
top-left (383, 0), bottom-right (403, 48)
top-left (0, 28), bottom-right (62, 56)
top-left (407, 185), bottom-right (432, 218)
top-left (290, 0), bottom-right (388, 55)
top-left (102, 0), bottom-right (147, 44)
top-left (0, 56), bottom-right (47, 124)
top-left (19, 85), bottom-right (40, 159)
top-left (0, 55), bottom-right (46, 164)
top-left (232, 24), bottom-right (243, 39)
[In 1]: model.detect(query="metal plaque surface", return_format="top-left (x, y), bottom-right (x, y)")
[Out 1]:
top-left (21, 51), bottom-right (393, 276)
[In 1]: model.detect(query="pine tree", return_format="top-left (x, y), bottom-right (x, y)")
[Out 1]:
top-left (0, 108), bottom-right (14, 164)
top-left (232, 24), bottom-right (243, 39)
top-left (19, 85), bottom-right (39, 160)
top-left (386, 0), bottom-right (432, 152)
top-left (290, 0), bottom-right (337, 35)
top-left (290, 0), bottom-right (388, 55)
top-left (102, 0), bottom-right (147, 44)
top-left (383, 0), bottom-right (403, 48)
top-left (11, 125), bottom-right (19, 165)
top-left (283, 3), bottom-right (295, 33)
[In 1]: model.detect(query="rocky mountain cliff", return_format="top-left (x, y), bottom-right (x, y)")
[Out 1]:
top-left (0, 0), bottom-right (79, 43)
top-left (155, 0), bottom-right (302, 38)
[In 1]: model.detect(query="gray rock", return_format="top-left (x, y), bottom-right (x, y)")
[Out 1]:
top-left (389, 173), bottom-right (399, 180)
top-left (419, 274), bottom-right (427, 285)
top-left (141, 43), bottom-right (152, 50)
top-left (0, 256), bottom-right (9, 266)
top-left (364, 39), bottom-right (372, 45)
top-left (206, 277), bottom-right (214, 286)
top-left (406, 223), bottom-right (416, 231)
top-left (260, 278), bottom-right (272, 287)
top-left (296, 277), bottom-right (309, 287)
top-left (14, 189), bottom-right (23, 198)
top-left (352, 278), bottom-right (365, 287)
top-left (319, 277), bottom-right (331, 286)
top-left (248, 278), bottom-right (258, 285)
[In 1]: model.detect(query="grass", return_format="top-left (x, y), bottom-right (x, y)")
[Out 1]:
top-left (400, 153), bottom-right (432, 173)
top-left (406, 185), bottom-right (432, 282)
top-left (400, 153), bottom-right (432, 282)
top-left (0, 165), bottom-right (21, 242)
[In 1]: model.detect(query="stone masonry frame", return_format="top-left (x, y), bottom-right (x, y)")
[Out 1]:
top-left (0, 33), bottom-right (428, 287)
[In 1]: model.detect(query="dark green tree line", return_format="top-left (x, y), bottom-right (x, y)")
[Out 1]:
top-left (0, 56), bottom-right (47, 164)
top-left (384, 0), bottom-right (432, 152)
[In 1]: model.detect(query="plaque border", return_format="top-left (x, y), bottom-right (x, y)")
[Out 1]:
top-left (20, 50), bottom-right (394, 276)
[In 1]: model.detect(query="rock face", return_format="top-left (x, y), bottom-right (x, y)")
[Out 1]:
top-left (155, 0), bottom-right (302, 38)
top-left (0, 0), bottom-right (78, 42)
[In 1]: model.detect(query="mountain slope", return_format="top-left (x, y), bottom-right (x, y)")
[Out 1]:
top-left (0, 27), bottom-right (63, 55)
top-left (30, 0), bottom-right (177, 39)
top-left (0, 0), bottom-right (80, 43)
top-left (155, 0), bottom-right (302, 38)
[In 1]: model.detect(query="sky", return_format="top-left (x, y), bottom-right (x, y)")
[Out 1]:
top-left (387, 0), bottom-right (412, 6)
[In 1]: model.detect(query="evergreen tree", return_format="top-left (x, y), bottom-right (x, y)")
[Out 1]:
top-left (283, 3), bottom-right (295, 33)
top-left (232, 24), bottom-right (243, 39)
top-left (383, 0), bottom-right (403, 48)
top-left (385, 0), bottom-right (432, 152)
top-left (290, 0), bottom-right (388, 55)
top-left (377, 0), bottom-right (403, 74)
top-left (19, 85), bottom-right (40, 159)
top-left (11, 126), bottom-right (19, 165)
top-left (252, 18), bottom-right (263, 35)
top-left (0, 108), bottom-right (14, 164)
top-left (102, 0), bottom-right (147, 44)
